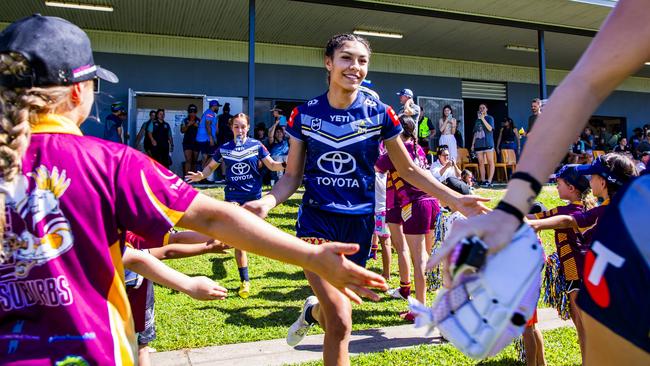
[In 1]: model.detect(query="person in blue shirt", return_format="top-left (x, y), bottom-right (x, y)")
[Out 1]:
top-left (186, 113), bottom-right (285, 298)
top-left (197, 100), bottom-right (221, 167)
top-left (271, 106), bottom-right (288, 128)
top-left (103, 102), bottom-right (124, 143)
top-left (242, 33), bottom-right (488, 365)
top-left (268, 120), bottom-right (290, 185)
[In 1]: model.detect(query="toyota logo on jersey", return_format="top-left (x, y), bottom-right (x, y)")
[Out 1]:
top-left (231, 162), bottom-right (251, 176)
top-left (317, 151), bottom-right (356, 175)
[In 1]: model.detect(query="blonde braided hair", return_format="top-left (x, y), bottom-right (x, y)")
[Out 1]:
top-left (0, 52), bottom-right (73, 259)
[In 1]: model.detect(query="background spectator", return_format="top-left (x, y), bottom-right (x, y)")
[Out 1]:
top-left (580, 127), bottom-right (595, 157)
top-left (438, 105), bottom-right (458, 161)
top-left (430, 145), bottom-right (461, 182)
top-left (103, 102), bottom-right (124, 143)
top-left (527, 98), bottom-right (542, 134)
top-left (630, 127), bottom-right (644, 152)
top-left (198, 100), bottom-right (220, 168)
top-left (270, 106), bottom-right (287, 128)
top-left (254, 124), bottom-right (268, 145)
top-left (613, 137), bottom-right (631, 153)
top-left (150, 109), bottom-right (173, 168)
top-left (268, 122), bottom-right (289, 185)
top-left (217, 102), bottom-right (234, 148)
top-left (635, 130), bottom-right (650, 156)
top-left (396, 88), bottom-right (420, 122)
top-left (568, 136), bottom-right (588, 164)
top-left (496, 116), bottom-right (520, 159)
top-left (181, 104), bottom-right (200, 177)
top-left (217, 102), bottom-right (234, 180)
top-left (136, 110), bottom-right (156, 156)
top-left (636, 151), bottom-right (649, 172)
top-left (471, 103), bottom-right (495, 187)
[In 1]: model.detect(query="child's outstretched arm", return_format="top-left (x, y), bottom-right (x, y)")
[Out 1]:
top-left (179, 194), bottom-right (388, 303)
top-left (527, 215), bottom-right (577, 232)
top-left (149, 241), bottom-right (229, 260)
top-left (123, 247), bottom-right (228, 300)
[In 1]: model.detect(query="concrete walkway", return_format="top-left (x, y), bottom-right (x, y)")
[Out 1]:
top-left (151, 308), bottom-right (571, 366)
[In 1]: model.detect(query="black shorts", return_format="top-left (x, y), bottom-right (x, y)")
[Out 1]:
top-left (577, 172), bottom-right (650, 353)
top-left (182, 142), bottom-right (198, 152)
top-left (296, 205), bottom-right (373, 267)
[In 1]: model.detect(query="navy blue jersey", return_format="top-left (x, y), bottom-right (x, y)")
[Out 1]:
top-left (578, 171), bottom-right (650, 352)
top-left (286, 92), bottom-right (402, 215)
top-left (213, 138), bottom-right (269, 202)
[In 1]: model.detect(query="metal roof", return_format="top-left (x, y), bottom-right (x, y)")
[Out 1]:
top-left (1, 0), bottom-right (648, 77)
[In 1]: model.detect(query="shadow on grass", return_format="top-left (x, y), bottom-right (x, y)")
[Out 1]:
top-left (295, 327), bottom-right (444, 353)
top-left (261, 270), bottom-right (306, 281)
top-left (476, 357), bottom-right (525, 365)
top-left (256, 287), bottom-right (313, 302)
top-left (210, 257), bottom-right (229, 279)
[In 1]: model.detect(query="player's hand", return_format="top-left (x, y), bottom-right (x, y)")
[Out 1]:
top-left (209, 139), bottom-right (215, 147)
top-left (427, 210), bottom-right (520, 286)
top-left (450, 195), bottom-right (491, 217)
top-left (152, 141), bottom-right (157, 147)
top-left (242, 196), bottom-right (275, 219)
top-left (307, 243), bottom-right (388, 304)
top-left (186, 276), bottom-right (228, 300)
top-left (185, 171), bottom-right (204, 183)
top-left (206, 240), bottom-right (231, 254)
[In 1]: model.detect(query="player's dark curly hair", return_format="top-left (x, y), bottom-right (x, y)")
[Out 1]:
top-left (325, 34), bottom-right (371, 58)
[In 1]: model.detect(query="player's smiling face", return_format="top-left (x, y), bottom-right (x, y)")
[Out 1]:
top-left (325, 40), bottom-right (369, 92)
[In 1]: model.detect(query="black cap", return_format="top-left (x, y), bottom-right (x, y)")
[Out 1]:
top-left (0, 14), bottom-right (118, 88)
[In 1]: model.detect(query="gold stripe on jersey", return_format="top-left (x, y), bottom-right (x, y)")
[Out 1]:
top-left (108, 240), bottom-right (136, 365)
top-left (563, 257), bottom-right (579, 281)
top-left (559, 244), bottom-right (572, 258)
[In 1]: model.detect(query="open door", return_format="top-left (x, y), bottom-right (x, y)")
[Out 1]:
top-left (129, 91), bottom-right (206, 176)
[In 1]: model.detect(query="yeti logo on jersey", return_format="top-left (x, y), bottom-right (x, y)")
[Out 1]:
top-left (317, 151), bottom-right (356, 175)
top-left (231, 162), bottom-right (251, 176)
top-left (583, 241), bottom-right (625, 308)
top-left (311, 118), bottom-right (322, 131)
top-left (307, 99), bottom-right (319, 107)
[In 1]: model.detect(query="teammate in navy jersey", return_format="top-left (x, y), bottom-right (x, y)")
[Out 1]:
top-left (243, 34), bottom-right (488, 365)
top-left (186, 113), bottom-right (285, 298)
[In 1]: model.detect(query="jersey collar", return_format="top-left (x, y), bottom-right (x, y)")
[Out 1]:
top-left (31, 114), bottom-right (83, 136)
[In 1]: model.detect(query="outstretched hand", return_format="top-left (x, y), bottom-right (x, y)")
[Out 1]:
top-left (452, 195), bottom-right (491, 217)
top-left (310, 243), bottom-right (388, 304)
top-left (187, 276), bottom-right (228, 300)
top-left (185, 171), bottom-right (204, 183)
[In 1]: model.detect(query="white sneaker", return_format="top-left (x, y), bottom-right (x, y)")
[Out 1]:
top-left (387, 287), bottom-right (406, 300)
top-left (287, 296), bottom-right (318, 347)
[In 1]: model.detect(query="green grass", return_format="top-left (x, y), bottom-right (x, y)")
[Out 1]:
top-left (150, 185), bottom-right (568, 352)
top-left (292, 327), bottom-right (581, 366)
